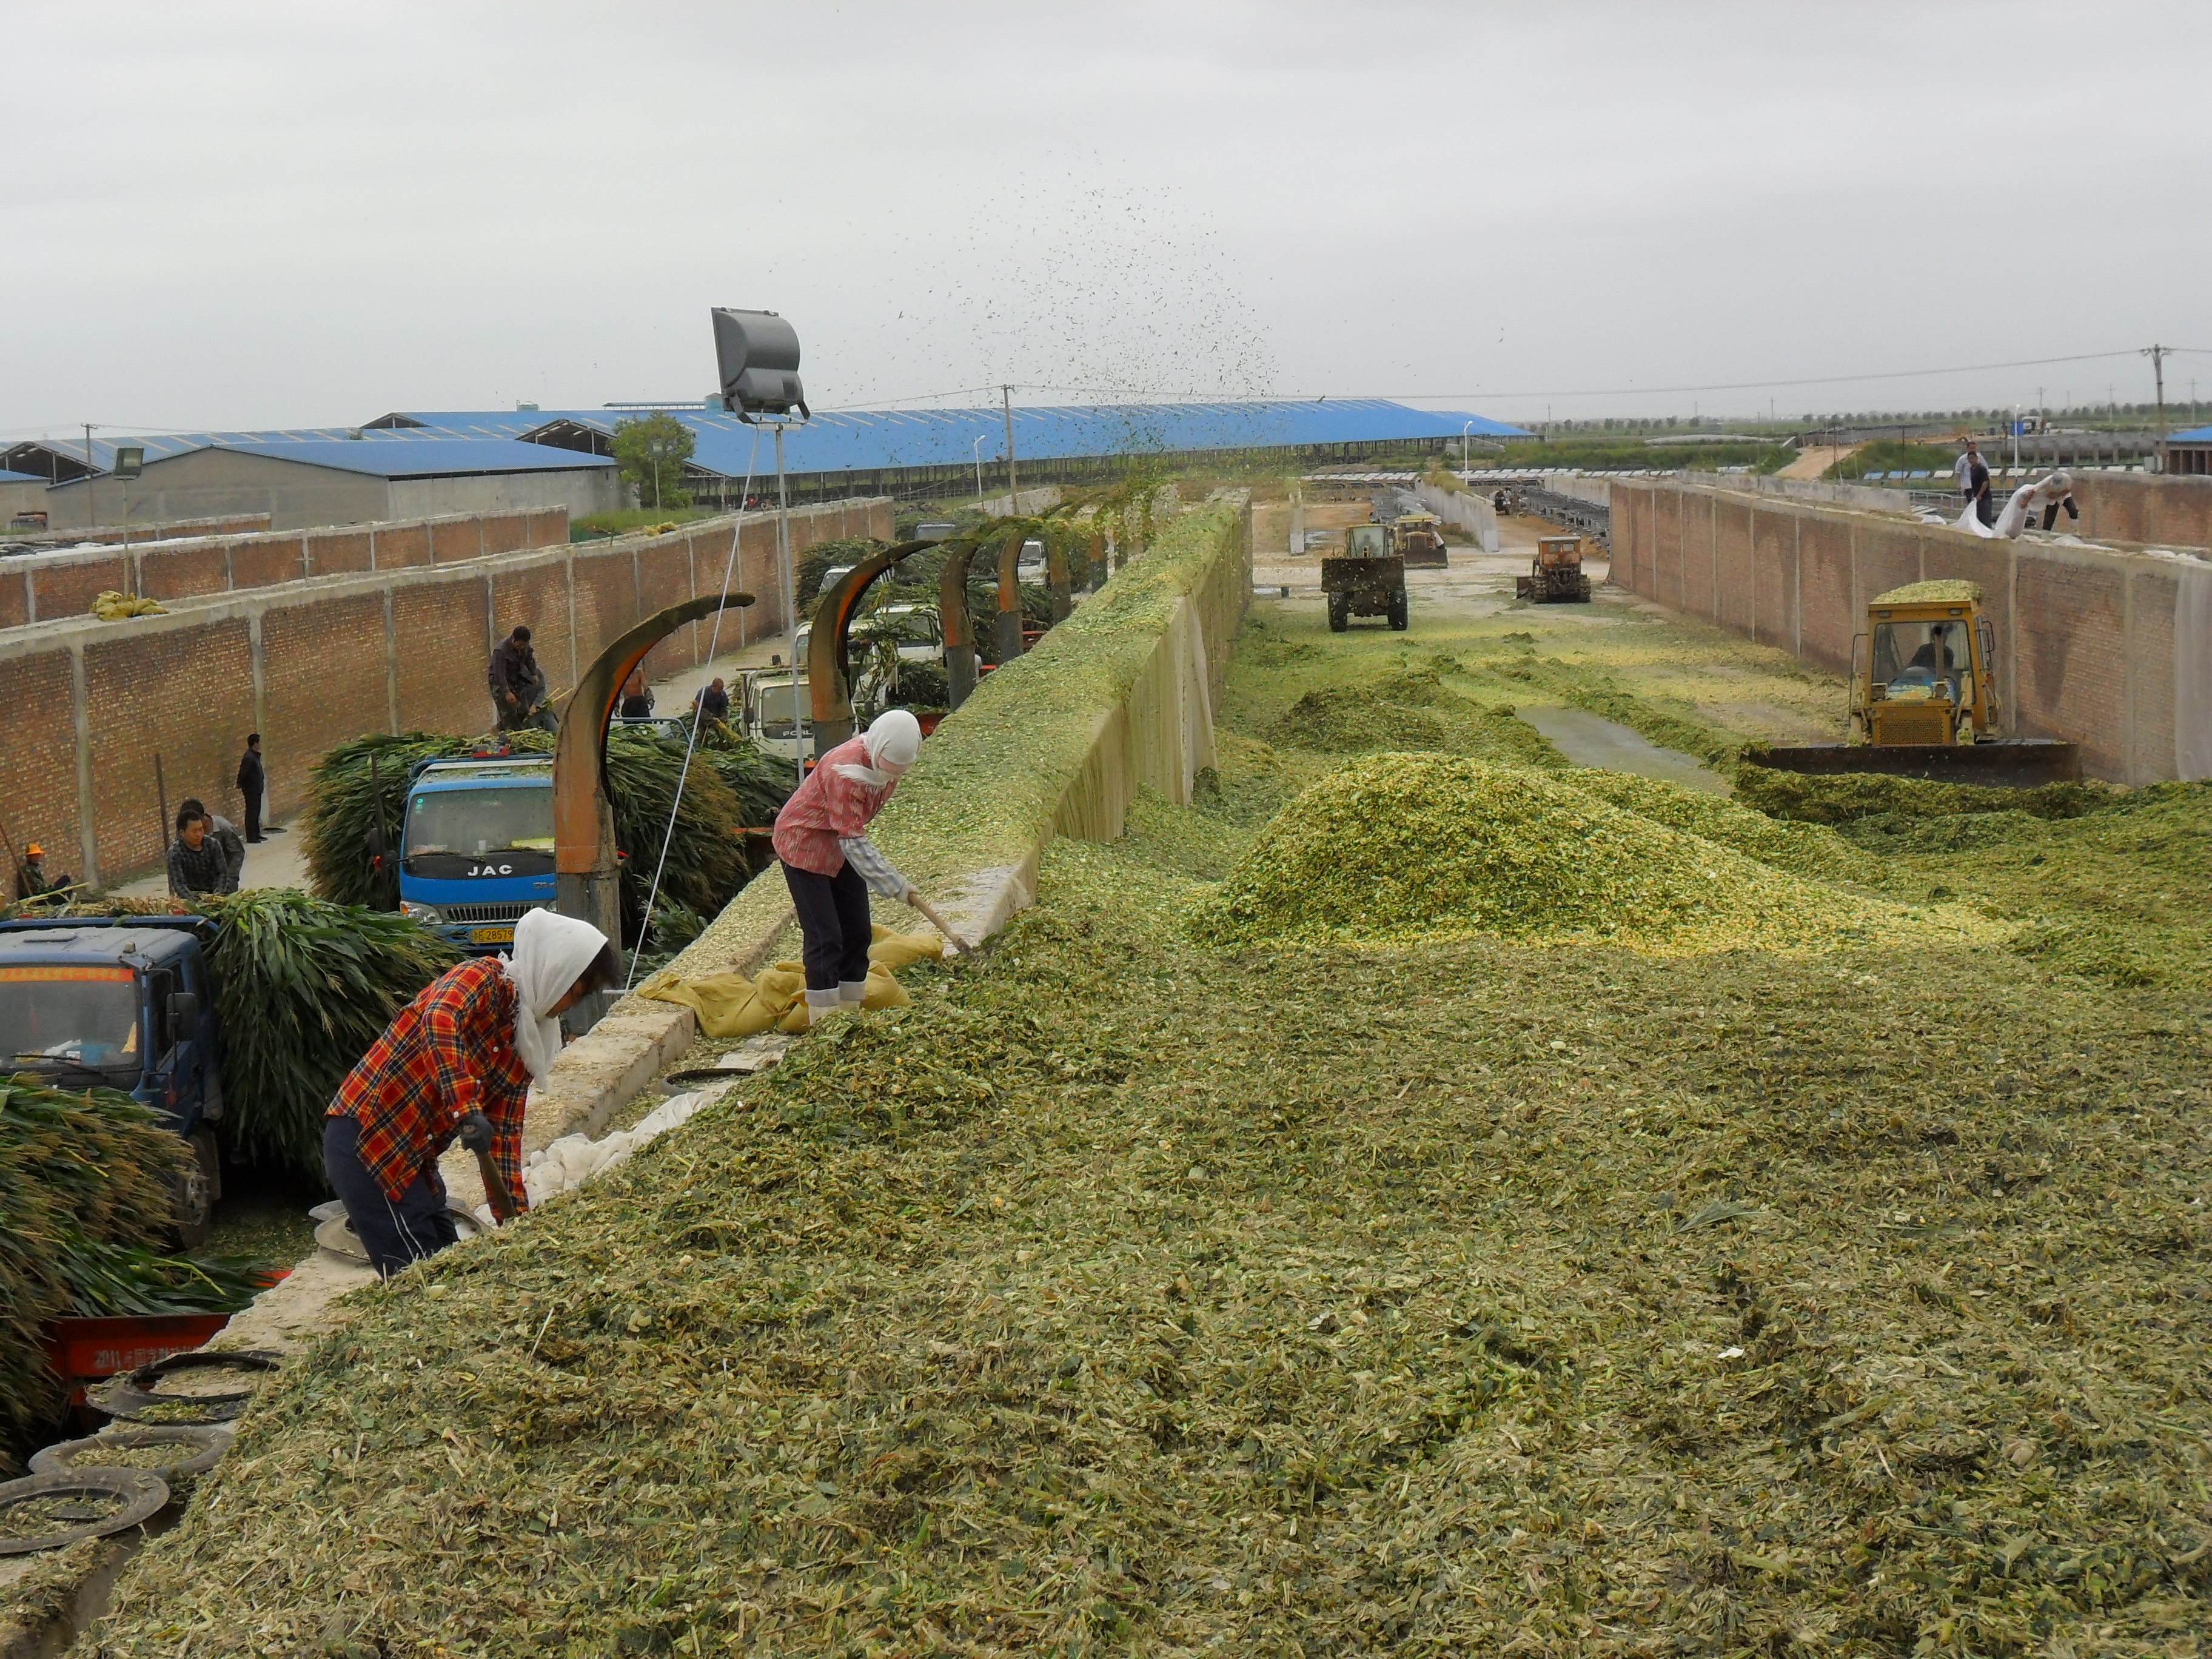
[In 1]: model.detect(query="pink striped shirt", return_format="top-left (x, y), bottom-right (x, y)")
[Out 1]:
top-left (772, 735), bottom-right (900, 879)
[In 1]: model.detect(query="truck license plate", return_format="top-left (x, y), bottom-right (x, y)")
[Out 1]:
top-left (471, 925), bottom-right (515, 945)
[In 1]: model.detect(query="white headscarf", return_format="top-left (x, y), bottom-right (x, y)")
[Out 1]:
top-left (831, 708), bottom-right (922, 787)
top-left (500, 908), bottom-right (609, 1084)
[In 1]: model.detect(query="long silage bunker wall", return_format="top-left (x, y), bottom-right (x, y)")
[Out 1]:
top-left (1609, 477), bottom-right (2211, 784)
top-left (1413, 481), bottom-right (1501, 553)
top-left (0, 497), bottom-right (892, 886)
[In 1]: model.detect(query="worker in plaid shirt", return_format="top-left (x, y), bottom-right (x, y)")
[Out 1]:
top-left (323, 910), bottom-right (615, 1275)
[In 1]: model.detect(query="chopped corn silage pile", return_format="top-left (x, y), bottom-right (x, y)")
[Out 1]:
top-left (1188, 753), bottom-right (1986, 956)
top-left (69, 514), bottom-right (2212, 1658)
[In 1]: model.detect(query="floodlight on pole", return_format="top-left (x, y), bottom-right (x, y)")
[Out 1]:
top-left (712, 307), bottom-right (811, 785)
top-left (1461, 421), bottom-right (1473, 476)
top-left (973, 434), bottom-right (987, 503)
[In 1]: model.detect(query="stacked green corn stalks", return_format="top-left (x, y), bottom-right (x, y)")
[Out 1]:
top-left (1187, 753), bottom-right (1997, 957)
top-left (303, 728), bottom-right (775, 928)
top-left (0, 1078), bottom-right (257, 1443)
top-left (200, 891), bottom-right (460, 1182)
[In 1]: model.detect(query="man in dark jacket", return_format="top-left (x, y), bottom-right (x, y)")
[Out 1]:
top-left (236, 733), bottom-right (267, 842)
top-left (167, 803), bottom-right (245, 899)
top-left (488, 626), bottom-right (556, 733)
top-left (694, 677), bottom-right (731, 723)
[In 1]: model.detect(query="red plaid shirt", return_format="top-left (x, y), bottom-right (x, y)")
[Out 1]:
top-left (327, 957), bottom-right (531, 1215)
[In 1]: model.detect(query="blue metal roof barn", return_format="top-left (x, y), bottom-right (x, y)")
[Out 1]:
top-left (192, 436), bottom-right (615, 479)
top-left (372, 398), bottom-right (1530, 501)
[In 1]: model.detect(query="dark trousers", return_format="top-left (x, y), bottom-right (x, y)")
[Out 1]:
top-left (322, 1114), bottom-right (457, 1276)
top-left (243, 788), bottom-right (262, 842)
top-left (783, 860), bottom-right (872, 991)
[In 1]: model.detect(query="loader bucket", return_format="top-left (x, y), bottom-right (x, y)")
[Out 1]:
top-left (1740, 739), bottom-right (2082, 789)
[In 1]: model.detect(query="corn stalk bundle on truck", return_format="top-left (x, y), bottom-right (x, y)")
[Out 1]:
top-left (1740, 581), bottom-right (2081, 786)
top-left (1517, 535), bottom-right (1592, 603)
top-left (1322, 524), bottom-right (1409, 632)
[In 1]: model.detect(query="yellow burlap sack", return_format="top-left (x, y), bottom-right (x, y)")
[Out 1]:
top-left (635, 926), bottom-right (940, 1036)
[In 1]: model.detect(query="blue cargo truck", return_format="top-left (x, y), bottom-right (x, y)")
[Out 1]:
top-left (0, 914), bottom-right (224, 1244)
top-left (395, 754), bottom-right (557, 955)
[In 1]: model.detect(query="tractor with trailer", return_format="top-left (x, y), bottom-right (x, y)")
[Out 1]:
top-left (1517, 535), bottom-right (1593, 603)
top-left (1740, 580), bottom-right (2081, 786)
top-left (1322, 523), bottom-right (1409, 632)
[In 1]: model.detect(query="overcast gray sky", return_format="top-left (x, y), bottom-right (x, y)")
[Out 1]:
top-left (8, 0), bottom-right (2207, 437)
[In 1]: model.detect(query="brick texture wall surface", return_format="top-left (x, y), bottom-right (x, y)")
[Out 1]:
top-left (634, 540), bottom-right (695, 682)
top-left (308, 528), bottom-right (374, 576)
top-left (1796, 518), bottom-right (1855, 672)
top-left (1681, 494), bottom-right (1717, 621)
top-left (85, 619), bottom-right (256, 879)
top-left (2014, 556), bottom-right (2126, 774)
top-left (228, 535), bottom-right (307, 589)
top-left (136, 545), bottom-right (232, 602)
top-left (0, 575), bottom-right (27, 631)
top-left (481, 513), bottom-right (531, 556)
top-left (371, 523), bottom-right (432, 569)
top-left (4, 498), bottom-right (884, 883)
top-left (33, 556), bottom-right (132, 622)
top-left (2076, 474), bottom-right (2212, 550)
top-left (1857, 524), bottom-right (1923, 611)
top-left (1715, 498), bottom-right (1755, 633)
top-left (259, 594), bottom-right (392, 823)
top-left (429, 518), bottom-right (484, 565)
top-left (1752, 508), bottom-right (1793, 647)
top-left (524, 511), bottom-right (568, 551)
top-left (1652, 489), bottom-right (1683, 612)
top-left (393, 581), bottom-right (493, 737)
top-left (2131, 568), bottom-right (2179, 783)
top-left (0, 652), bottom-right (85, 891)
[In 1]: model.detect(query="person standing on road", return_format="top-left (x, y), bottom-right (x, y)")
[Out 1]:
top-left (321, 908), bottom-right (617, 1276)
top-left (618, 671), bottom-right (654, 719)
top-left (771, 708), bottom-right (967, 1027)
top-left (488, 625), bottom-right (557, 733)
top-left (236, 733), bottom-right (267, 843)
top-left (166, 803), bottom-right (244, 899)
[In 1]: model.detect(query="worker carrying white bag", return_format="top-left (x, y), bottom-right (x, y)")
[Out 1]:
top-left (1958, 469), bottom-right (2079, 540)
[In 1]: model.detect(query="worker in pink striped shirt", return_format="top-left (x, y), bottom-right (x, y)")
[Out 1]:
top-left (771, 709), bottom-right (967, 1024)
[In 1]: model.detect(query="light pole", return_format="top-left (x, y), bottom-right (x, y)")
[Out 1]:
top-left (973, 433), bottom-right (987, 504)
top-left (712, 307), bottom-right (810, 780)
top-left (1461, 421), bottom-right (1473, 476)
top-left (645, 437), bottom-right (673, 511)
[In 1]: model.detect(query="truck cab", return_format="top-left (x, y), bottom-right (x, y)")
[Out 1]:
top-left (397, 754), bottom-right (555, 954)
top-left (0, 916), bottom-right (223, 1243)
top-left (743, 668), bottom-right (812, 764)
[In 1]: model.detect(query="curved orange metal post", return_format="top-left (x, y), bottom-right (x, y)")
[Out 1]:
top-left (940, 537), bottom-right (981, 708)
top-left (806, 538), bottom-right (931, 756)
top-left (554, 591), bottom-right (752, 947)
top-left (994, 527), bottom-right (1026, 662)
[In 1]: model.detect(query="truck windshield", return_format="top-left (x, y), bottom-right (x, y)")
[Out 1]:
top-left (1347, 526), bottom-right (1390, 555)
top-left (757, 681), bottom-right (809, 740)
top-left (0, 967), bottom-right (142, 1079)
top-left (405, 786), bottom-right (554, 860)
top-left (1872, 620), bottom-right (1972, 702)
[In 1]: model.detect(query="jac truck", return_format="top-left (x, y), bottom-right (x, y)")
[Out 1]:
top-left (395, 754), bottom-right (557, 954)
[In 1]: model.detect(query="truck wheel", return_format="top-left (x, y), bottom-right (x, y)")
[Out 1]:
top-left (171, 1131), bottom-right (217, 1250)
top-left (1388, 592), bottom-right (1409, 631)
top-left (1327, 595), bottom-right (1349, 632)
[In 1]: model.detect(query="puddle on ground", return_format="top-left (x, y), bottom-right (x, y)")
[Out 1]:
top-left (1517, 706), bottom-right (1730, 795)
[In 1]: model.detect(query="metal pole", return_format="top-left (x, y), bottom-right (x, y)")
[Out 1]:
top-left (973, 434), bottom-right (985, 503)
top-left (2150, 344), bottom-right (2169, 457)
top-left (2012, 406), bottom-right (2019, 472)
top-left (154, 752), bottom-right (169, 869)
top-left (84, 423), bottom-right (96, 532)
top-left (1001, 384), bottom-right (1017, 509)
top-left (775, 423), bottom-right (802, 788)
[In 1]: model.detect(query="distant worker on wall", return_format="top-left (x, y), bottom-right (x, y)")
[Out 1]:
top-left (14, 843), bottom-right (70, 903)
top-left (618, 671), bottom-right (654, 719)
top-left (1956, 438), bottom-right (1995, 529)
top-left (166, 802), bottom-right (245, 899)
top-left (1995, 469), bottom-right (2079, 538)
top-left (236, 732), bottom-right (267, 843)
top-left (488, 625), bottom-right (557, 733)
top-left (321, 908), bottom-right (618, 1275)
top-left (771, 708), bottom-right (967, 1026)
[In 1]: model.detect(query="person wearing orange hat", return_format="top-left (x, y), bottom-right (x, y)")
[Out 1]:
top-left (14, 842), bottom-right (70, 902)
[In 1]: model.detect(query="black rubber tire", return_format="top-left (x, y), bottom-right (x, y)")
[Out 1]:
top-left (1327, 595), bottom-right (1349, 632)
top-left (0, 1470), bottom-right (169, 1556)
top-left (30, 1425), bottom-right (234, 1481)
top-left (170, 1130), bottom-right (216, 1250)
top-left (1388, 592), bottom-right (1409, 631)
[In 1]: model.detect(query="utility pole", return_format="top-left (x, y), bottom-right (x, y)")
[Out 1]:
top-left (1000, 385), bottom-right (1018, 510)
top-left (2143, 344), bottom-right (2171, 462)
